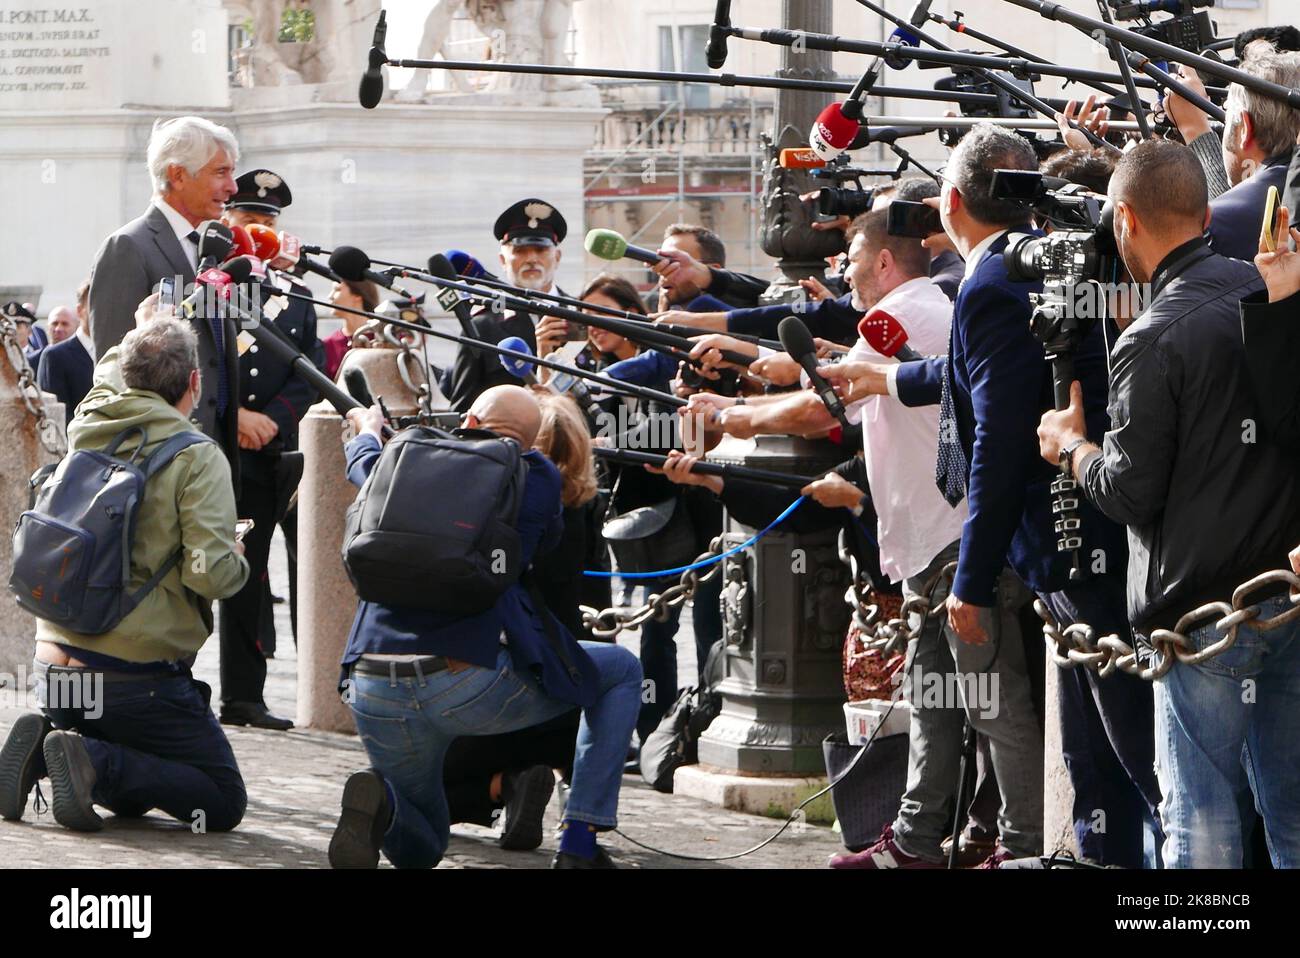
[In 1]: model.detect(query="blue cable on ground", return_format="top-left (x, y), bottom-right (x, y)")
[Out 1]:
top-left (582, 496), bottom-right (806, 580)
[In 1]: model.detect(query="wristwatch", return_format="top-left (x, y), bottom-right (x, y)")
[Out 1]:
top-left (733, 397), bottom-right (746, 406)
top-left (1060, 438), bottom-right (1088, 472)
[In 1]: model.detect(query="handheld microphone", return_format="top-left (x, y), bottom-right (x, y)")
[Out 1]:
top-left (809, 102), bottom-right (861, 162)
top-left (883, 0), bottom-right (932, 69)
top-left (194, 220), bottom-right (235, 270)
top-left (177, 266), bottom-right (232, 317)
top-left (329, 245), bottom-right (415, 298)
top-left (343, 367), bottom-right (376, 407)
top-left (427, 253), bottom-right (480, 336)
top-left (358, 9), bottom-right (388, 109)
top-left (228, 224), bottom-right (257, 261)
top-left (779, 316), bottom-right (849, 428)
top-left (584, 228), bottom-right (664, 266)
top-left (705, 0), bottom-right (732, 69)
top-left (779, 147), bottom-right (827, 169)
top-left (858, 309), bottom-right (921, 362)
top-left (445, 249), bottom-right (495, 280)
top-left (245, 223), bottom-right (282, 263)
top-left (498, 335), bottom-right (538, 382)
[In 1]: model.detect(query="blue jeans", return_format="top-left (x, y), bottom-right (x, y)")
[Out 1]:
top-left (349, 641), bottom-right (641, 869)
top-left (35, 660), bottom-right (247, 831)
top-left (1155, 593), bottom-right (1300, 868)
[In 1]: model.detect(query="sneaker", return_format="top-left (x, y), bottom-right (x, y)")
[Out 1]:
top-left (552, 845), bottom-right (617, 869)
top-left (975, 844), bottom-right (1016, 869)
top-left (0, 713), bottom-right (52, 821)
top-left (328, 769), bottom-right (391, 869)
top-left (828, 824), bottom-right (944, 869)
top-left (42, 731), bottom-right (103, 832)
top-left (498, 765), bottom-right (555, 851)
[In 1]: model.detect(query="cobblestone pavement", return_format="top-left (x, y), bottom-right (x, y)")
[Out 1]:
top-left (0, 533), bottom-right (842, 869)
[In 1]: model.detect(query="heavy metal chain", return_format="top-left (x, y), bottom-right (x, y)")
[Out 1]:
top-left (580, 535), bottom-right (729, 640)
top-left (844, 542), bottom-right (958, 659)
top-left (1036, 568), bottom-right (1300, 681)
top-left (1, 316), bottom-right (66, 457)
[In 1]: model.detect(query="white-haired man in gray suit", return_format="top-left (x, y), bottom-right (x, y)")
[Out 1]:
top-left (88, 116), bottom-right (240, 474)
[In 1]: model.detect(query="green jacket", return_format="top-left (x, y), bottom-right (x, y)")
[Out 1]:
top-left (35, 348), bottom-right (249, 663)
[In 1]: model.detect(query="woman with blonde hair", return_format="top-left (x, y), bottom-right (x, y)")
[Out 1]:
top-left (530, 388), bottom-right (606, 641)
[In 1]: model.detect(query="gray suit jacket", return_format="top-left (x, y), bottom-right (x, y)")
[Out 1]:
top-left (88, 203), bottom-right (240, 483)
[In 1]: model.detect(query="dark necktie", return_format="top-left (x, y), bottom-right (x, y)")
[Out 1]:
top-left (935, 315), bottom-right (969, 508)
top-left (185, 230), bottom-right (228, 418)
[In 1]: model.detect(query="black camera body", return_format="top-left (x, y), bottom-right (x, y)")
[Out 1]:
top-left (992, 170), bottom-right (1120, 579)
top-left (1108, 0), bottom-right (1217, 55)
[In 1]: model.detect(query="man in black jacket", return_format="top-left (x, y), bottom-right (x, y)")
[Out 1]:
top-left (1039, 139), bottom-right (1300, 869)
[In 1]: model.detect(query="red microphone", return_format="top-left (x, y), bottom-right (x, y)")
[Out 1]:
top-left (246, 223), bottom-right (282, 263)
top-left (228, 224), bottom-right (257, 260)
top-left (809, 102), bottom-right (860, 162)
top-left (858, 309), bottom-right (921, 361)
top-left (272, 232), bottom-right (303, 271)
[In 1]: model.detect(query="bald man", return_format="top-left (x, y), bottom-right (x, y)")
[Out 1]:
top-left (329, 387), bottom-right (642, 870)
top-left (1038, 139), bottom-right (1300, 869)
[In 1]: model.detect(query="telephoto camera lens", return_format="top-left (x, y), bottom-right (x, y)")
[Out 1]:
top-left (817, 187), bottom-right (875, 219)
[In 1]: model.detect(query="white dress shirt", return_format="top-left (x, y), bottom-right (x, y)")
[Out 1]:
top-left (75, 324), bottom-right (95, 362)
top-left (842, 276), bottom-right (969, 581)
top-left (154, 197), bottom-right (200, 274)
top-left (884, 229), bottom-right (1008, 400)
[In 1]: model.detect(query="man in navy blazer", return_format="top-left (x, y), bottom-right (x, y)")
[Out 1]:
top-left (821, 125), bottom-right (1159, 868)
top-left (36, 281), bottom-right (94, 425)
top-left (1205, 48), bottom-right (1300, 261)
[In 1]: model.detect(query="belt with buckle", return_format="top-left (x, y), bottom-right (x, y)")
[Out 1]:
top-left (352, 655), bottom-right (451, 680)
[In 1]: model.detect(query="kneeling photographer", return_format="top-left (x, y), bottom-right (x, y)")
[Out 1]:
top-left (328, 385), bottom-right (642, 870)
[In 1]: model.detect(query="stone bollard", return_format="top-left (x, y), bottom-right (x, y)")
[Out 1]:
top-left (295, 339), bottom-right (433, 732)
top-left (0, 350), bottom-right (63, 679)
top-left (295, 401), bottom-right (359, 733)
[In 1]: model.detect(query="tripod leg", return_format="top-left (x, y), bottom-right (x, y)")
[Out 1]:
top-left (947, 719), bottom-right (979, 869)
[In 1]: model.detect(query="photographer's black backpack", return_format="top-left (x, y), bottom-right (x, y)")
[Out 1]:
top-left (342, 426), bottom-right (529, 614)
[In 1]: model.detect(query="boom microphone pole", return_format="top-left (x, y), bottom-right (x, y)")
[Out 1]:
top-left (852, 0), bottom-right (1118, 151)
top-left (380, 259), bottom-right (760, 369)
top-left (1000, 0), bottom-right (1300, 109)
top-left (715, 20), bottom-right (1222, 93)
top-left (377, 57), bottom-right (1003, 105)
top-left (924, 8), bottom-right (1130, 103)
top-left (593, 446), bottom-right (819, 489)
top-left (275, 288), bottom-right (688, 408)
top-left (1091, 0), bottom-right (1152, 139)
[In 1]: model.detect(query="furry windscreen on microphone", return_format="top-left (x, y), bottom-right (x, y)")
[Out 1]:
top-left (1234, 25), bottom-right (1300, 60)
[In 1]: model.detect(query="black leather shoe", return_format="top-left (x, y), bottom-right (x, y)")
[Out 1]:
top-left (0, 713), bottom-right (53, 821)
top-left (329, 769), bottom-right (391, 869)
top-left (552, 845), bottom-right (617, 869)
top-left (42, 731), bottom-right (103, 832)
top-left (499, 765), bottom-right (554, 851)
top-left (220, 701), bottom-right (294, 731)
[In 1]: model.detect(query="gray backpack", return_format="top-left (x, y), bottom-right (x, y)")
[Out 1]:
top-left (9, 426), bottom-right (214, 634)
